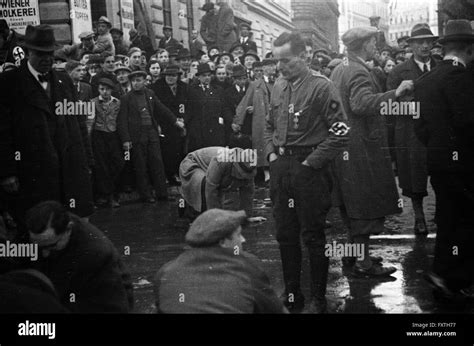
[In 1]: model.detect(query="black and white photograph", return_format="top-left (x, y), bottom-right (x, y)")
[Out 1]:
top-left (0, 0), bottom-right (473, 344)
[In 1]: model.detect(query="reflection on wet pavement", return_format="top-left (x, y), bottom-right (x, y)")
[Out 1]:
top-left (91, 180), bottom-right (473, 313)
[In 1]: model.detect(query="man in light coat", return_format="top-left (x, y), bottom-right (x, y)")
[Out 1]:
top-left (216, 2), bottom-right (237, 53)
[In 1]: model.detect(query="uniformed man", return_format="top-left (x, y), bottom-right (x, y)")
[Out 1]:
top-left (415, 20), bottom-right (474, 302)
top-left (265, 32), bottom-right (349, 313)
top-left (331, 27), bottom-right (414, 278)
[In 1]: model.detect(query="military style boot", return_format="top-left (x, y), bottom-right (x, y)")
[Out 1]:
top-left (307, 246), bottom-right (329, 314)
top-left (279, 245), bottom-right (305, 312)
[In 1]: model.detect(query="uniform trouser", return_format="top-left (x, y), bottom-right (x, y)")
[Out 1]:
top-left (269, 154), bottom-right (332, 297)
top-left (430, 173), bottom-right (474, 291)
top-left (131, 126), bottom-right (168, 199)
top-left (92, 130), bottom-right (124, 197)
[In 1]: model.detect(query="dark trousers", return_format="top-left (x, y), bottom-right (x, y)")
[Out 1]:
top-left (430, 173), bottom-right (474, 290)
top-left (160, 130), bottom-right (185, 181)
top-left (131, 126), bottom-right (168, 199)
top-left (92, 130), bottom-right (124, 197)
top-left (269, 154), bottom-right (332, 296)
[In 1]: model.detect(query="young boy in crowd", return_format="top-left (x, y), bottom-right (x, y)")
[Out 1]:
top-left (91, 78), bottom-right (124, 208)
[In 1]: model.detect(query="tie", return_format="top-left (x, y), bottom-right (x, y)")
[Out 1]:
top-left (38, 73), bottom-right (49, 83)
top-left (423, 64), bottom-right (429, 73)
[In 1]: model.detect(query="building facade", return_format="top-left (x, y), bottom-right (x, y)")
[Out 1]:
top-left (291, 0), bottom-right (340, 52)
top-left (338, 0), bottom-right (390, 51)
top-left (387, 0), bottom-right (438, 45)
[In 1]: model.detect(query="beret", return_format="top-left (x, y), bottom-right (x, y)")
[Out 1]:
top-left (185, 209), bottom-right (247, 247)
top-left (342, 27), bottom-right (377, 50)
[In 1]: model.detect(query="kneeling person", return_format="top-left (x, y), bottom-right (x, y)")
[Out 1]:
top-left (154, 209), bottom-right (286, 313)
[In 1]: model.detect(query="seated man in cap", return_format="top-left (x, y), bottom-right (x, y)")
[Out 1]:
top-left (199, 3), bottom-right (218, 48)
top-left (154, 208), bottom-right (285, 313)
top-left (56, 31), bottom-right (96, 62)
top-left (93, 16), bottom-right (115, 56)
top-left (129, 28), bottom-right (154, 60)
top-left (110, 28), bottom-right (129, 56)
top-left (26, 201), bottom-right (133, 312)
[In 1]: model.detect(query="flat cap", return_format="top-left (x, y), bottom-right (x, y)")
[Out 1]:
top-left (97, 78), bottom-right (116, 89)
top-left (128, 70), bottom-right (148, 80)
top-left (185, 209), bottom-right (247, 247)
top-left (79, 31), bottom-right (95, 40)
top-left (342, 26), bottom-right (377, 50)
top-left (98, 16), bottom-right (112, 27)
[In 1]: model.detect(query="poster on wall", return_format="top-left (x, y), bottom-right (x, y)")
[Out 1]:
top-left (120, 0), bottom-right (134, 42)
top-left (0, 0), bottom-right (40, 34)
top-left (69, 0), bottom-right (92, 44)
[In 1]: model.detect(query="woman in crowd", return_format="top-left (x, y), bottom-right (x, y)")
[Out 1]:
top-left (147, 59), bottom-right (162, 84)
top-left (128, 47), bottom-right (143, 71)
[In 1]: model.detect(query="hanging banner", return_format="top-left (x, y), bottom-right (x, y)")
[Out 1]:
top-left (120, 0), bottom-right (134, 41)
top-left (69, 0), bottom-right (92, 44)
top-left (0, 0), bottom-right (40, 34)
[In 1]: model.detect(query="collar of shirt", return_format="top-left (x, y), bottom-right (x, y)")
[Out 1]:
top-left (235, 84), bottom-right (245, 93)
top-left (443, 55), bottom-right (466, 67)
top-left (200, 83), bottom-right (209, 91)
top-left (263, 75), bottom-right (269, 83)
top-left (98, 95), bottom-right (117, 103)
top-left (241, 37), bottom-right (247, 44)
top-left (28, 61), bottom-right (48, 89)
top-left (289, 69), bottom-right (310, 91)
top-left (414, 58), bottom-right (431, 71)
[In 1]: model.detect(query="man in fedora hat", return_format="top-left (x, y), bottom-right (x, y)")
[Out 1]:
top-left (414, 19), bottom-right (474, 302)
top-left (158, 25), bottom-right (182, 51)
top-left (117, 69), bottom-right (185, 203)
top-left (175, 48), bottom-right (192, 80)
top-left (154, 208), bottom-right (283, 313)
top-left (56, 31), bottom-right (96, 62)
top-left (387, 23), bottom-right (439, 237)
top-left (199, 3), bottom-right (218, 49)
top-left (0, 25), bottom-right (94, 231)
top-left (186, 63), bottom-right (226, 152)
top-left (151, 64), bottom-right (188, 186)
top-left (331, 27), bottom-right (413, 280)
top-left (242, 49), bottom-right (260, 80)
top-left (234, 22), bottom-right (257, 54)
top-left (94, 16), bottom-right (115, 56)
top-left (110, 28), bottom-right (129, 56)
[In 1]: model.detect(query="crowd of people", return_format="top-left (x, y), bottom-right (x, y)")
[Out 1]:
top-left (0, 2), bottom-right (473, 314)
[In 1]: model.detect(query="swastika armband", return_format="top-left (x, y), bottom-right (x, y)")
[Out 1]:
top-left (329, 122), bottom-right (350, 136)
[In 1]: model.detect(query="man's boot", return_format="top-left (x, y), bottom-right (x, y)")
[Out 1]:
top-left (279, 245), bottom-right (304, 312)
top-left (307, 246), bottom-right (328, 313)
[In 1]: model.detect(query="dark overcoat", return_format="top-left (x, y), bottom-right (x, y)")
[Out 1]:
top-left (0, 62), bottom-right (94, 218)
top-left (32, 215), bottom-right (133, 312)
top-left (387, 56), bottom-right (435, 197)
top-left (185, 84), bottom-right (226, 152)
top-left (116, 88), bottom-right (177, 145)
top-left (330, 55), bottom-right (401, 219)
